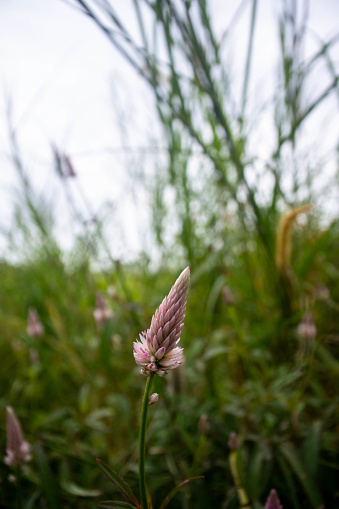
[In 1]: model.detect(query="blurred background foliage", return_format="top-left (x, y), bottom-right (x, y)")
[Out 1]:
top-left (1, 0), bottom-right (339, 507)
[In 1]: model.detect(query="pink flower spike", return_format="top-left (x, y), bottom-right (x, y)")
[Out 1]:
top-left (93, 294), bottom-right (113, 325)
top-left (264, 489), bottom-right (283, 509)
top-left (26, 308), bottom-right (44, 337)
top-left (133, 267), bottom-right (190, 377)
top-left (5, 407), bottom-right (31, 467)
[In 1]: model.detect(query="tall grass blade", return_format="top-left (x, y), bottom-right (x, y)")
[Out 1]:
top-left (96, 459), bottom-right (140, 508)
top-left (35, 443), bottom-right (61, 509)
top-left (98, 502), bottom-right (139, 509)
top-left (279, 443), bottom-right (323, 508)
top-left (159, 477), bottom-right (204, 509)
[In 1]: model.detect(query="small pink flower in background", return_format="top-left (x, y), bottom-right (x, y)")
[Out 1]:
top-left (4, 407), bottom-right (31, 467)
top-left (133, 267), bottom-right (190, 377)
top-left (314, 284), bottom-right (329, 301)
top-left (297, 312), bottom-right (316, 340)
top-left (198, 414), bottom-right (210, 435)
top-left (93, 294), bottom-right (113, 325)
top-left (264, 489), bottom-right (283, 509)
top-left (227, 432), bottom-right (240, 451)
top-left (52, 144), bottom-right (77, 178)
top-left (148, 393), bottom-right (159, 405)
top-left (222, 286), bottom-right (235, 305)
top-left (26, 308), bottom-right (44, 337)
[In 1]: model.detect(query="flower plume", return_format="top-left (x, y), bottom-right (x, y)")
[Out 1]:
top-left (4, 407), bottom-right (31, 467)
top-left (133, 267), bottom-right (190, 376)
top-left (27, 308), bottom-right (44, 337)
top-left (93, 294), bottom-right (113, 325)
top-left (264, 489), bottom-right (283, 509)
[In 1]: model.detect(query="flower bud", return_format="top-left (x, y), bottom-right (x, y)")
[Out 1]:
top-left (148, 393), bottom-right (159, 405)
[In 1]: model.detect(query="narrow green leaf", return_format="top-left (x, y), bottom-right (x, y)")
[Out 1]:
top-left (98, 502), bottom-right (138, 509)
top-left (205, 274), bottom-right (226, 318)
top-left (279, 443), bottom-right (323, 508)
top-left (247, 444), bottom-right (271, 499)
top-left (96, 459), bottom-right (139, 508)
top-left (60, 478), bottom-right (101, 497)
top-left (23, 491), bottom-right (40, 509)
top-left (159, 477), bottom-right (204, 509)
top-left (34, 443), bottom-right (61, 509)
top-left (303, 421), bottom-right (321, 479)
top-left (276, 453), bottom-right (299, 509)
top-left (203, 345), bottom-right (230, 361)
top-left (316, 343), bottom-right (339, 373)
top-left (85, 408), bottom-right (113, 432)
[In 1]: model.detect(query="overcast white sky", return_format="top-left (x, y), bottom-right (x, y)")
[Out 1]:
top-left (0, 0), bottom-right (338, 262)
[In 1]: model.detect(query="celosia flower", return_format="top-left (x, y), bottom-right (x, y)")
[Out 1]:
top-left (148, 393), bottom-right (159, 405)
top-left (26, 308), bottom-right (44, 337)
top-left (264, 489), bottom-right (283, 509)
top-left (93, 294), bottom-right (113, 325)
top-left (4, 407), bottom-right (31, 467)
top-left (133, 267), bottom-right (190, 377)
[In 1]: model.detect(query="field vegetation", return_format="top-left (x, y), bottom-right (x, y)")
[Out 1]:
top-left (1, 1), bottom-right (339, 507)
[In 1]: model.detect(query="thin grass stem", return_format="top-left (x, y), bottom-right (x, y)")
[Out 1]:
top-left (240, 0), bottom-right (258, 124)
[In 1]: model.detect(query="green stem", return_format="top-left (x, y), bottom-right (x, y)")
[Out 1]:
top-left (139, 374), bottom-right (154, 509)
top-left (17, 467), bottom-right (22, 509)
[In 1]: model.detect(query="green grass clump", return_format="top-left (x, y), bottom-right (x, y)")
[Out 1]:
top-left (1, 209), bottom-right (338, 508)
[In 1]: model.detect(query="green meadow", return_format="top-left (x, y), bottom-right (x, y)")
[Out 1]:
top-left (1, 1), bottom-right (339, 507)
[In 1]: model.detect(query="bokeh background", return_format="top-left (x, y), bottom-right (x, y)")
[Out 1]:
top-left (0, 0), bottom-right (339, 507)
